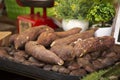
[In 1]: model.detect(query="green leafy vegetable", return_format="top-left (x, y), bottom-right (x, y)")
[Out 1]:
top-left (81, 70), bottom-right (108, 80)
top-left (102, 63), bottom-right (120, 79)
top-left (86, 2), bottom-right (115, 27)
top-left (54, 0), bottom-right (94, 20)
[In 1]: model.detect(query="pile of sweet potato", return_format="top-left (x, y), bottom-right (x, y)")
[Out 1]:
top-left (0, 25), bottom-right (119, 77)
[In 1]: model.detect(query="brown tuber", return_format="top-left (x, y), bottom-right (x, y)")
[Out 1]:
top-left (50, 45), bottom-right (75, 61)
top-left (55, 27), bottom-right (81, 38)
top-left (0, 48), bottom-right (13, 59)
top-left (13, 50), bottom-right (28, 63)
top-left (9, 34), bottom-right (18, 45)
top-left (74, 36), bottom-right (115, 57)
top-left (68, 62), bottom-right (81, 70)
top-left (25, 41), bottom-right (64, 65)
top-left (51, 29), bottom-right (96, 47)
top-left (14, 25), bottom-right (54, 49)
top-left (43, 65), bottom-right (53, 71)
top-left (58, 66), bottom-right (70, 74)
top-left (52, 65), bottom-right (62, 72)
top-left (37, 28), bottom-right (81, 47)
top-left (37, 31), bottom-right (58, 47)
top-left (70, 69), bottom-right (87, 76)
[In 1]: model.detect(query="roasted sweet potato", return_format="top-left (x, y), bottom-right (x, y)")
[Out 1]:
top-left (55, 27), bottom-right (81, 38)
top-left (74, 36), bottom-right (115, 57)
top-left (25, 41), bottom-right (64, 65)
top-left (50, 45), bottom-right (75, 61)
top-left (14, 25), bottom-right (54, 49)
top-left (51, 29), bottom-right (96, 47)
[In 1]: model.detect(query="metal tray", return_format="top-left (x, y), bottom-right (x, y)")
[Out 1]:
top-left (0, 58), bottom-right (80, 80)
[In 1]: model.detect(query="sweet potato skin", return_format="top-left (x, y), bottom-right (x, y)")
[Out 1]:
top-left (74, 36), bottom-right (115, 57)
top-left (37, 28), bottom-right (81, 47)
top-left (25, 41), bottom-right (64, 65)
top-left (37, 31), bottom-right (58, 47)
top-left (0, 48), bottom-right (13, 59)
top-left (9, 34), bottom-right (18, 45)
top-left (51, 29), bottom-right (96, 47)
top-left (14, 25), bottom-right (54, 49)
top-left (55, 27), bottom-right (81, 38)
top-left (13, 50), bottom-right (28, 63)
top-left (50, 45), bottom-right (75, 61)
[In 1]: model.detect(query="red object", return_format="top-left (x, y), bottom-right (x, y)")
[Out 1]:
top-left (16, 0), bottom-right (58, 33)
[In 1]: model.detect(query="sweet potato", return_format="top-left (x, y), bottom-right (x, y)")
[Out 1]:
top-left (25, 41), bottom-right (64, 65)
top-left (52, 65), bottom-right (62, 72)
top-left (37, 28), bottom-right (81, 47)
top-left (0, 48), bottom-right (13, 59)
top-left (50, 45), bottom-right (75, 61)
top-left (92, 60), bottom-right (104, 70)
top-left (51, 29), bottom-right (96, 47)
top-left (43, 65), bottom-right (52, 71)
top-left (28, 57), bottom-right (42, 63)
top-left (84, 64), bottom-right (95, 72)
top-left (28, 57), bottom-right (45, 67)
top-left (58, 66), bottom-right (70, 74)
top-left (14, 25), bottom-right (54, 49)
top-left (13, 50), bottom-right (29, 63)
top-left (55, 27), bottom-right (81, 38)
top-left (74, 36), bottom-right (115, 57)
top-left (37, 31), bottom-right (58, 47)
top-left (9, 34), bottom-right (18, 45)
top-left (77, 58), bottom-right (91, 67)
top-left (68, 62), bottom-right (81, 70)
top-left (70, 69), bottom-right (87, 76)
top-left (22, 61), bottom-right (45, 67)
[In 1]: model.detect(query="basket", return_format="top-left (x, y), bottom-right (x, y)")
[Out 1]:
top-left (4, 0), bottom-right (55, 19)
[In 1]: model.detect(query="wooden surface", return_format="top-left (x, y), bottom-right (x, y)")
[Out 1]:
top-left (0, 31), bottom-right (11, 40)
top-left (0, 31), bottom-right (11, 46)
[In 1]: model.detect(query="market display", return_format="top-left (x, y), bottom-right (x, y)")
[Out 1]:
top-left (55, 27), bottom-right (81, 38)
top-left (0, 25), bottom-right (120, 78)
top-left (50, 45), bottom-right (74, 61)
top-left (51, 28), bottom-right (97, 47)
top-left (37, 27), bottom-right (81, 47)
top-left (25, 41), bottom-right (64, 65)
top-left (14, 25), bottom-right (54, 49)
top-left (74, 36), bottom-right (115, 57)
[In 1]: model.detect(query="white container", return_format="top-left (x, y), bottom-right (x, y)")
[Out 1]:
top-left (62, 19), bottom-right (89, 32)
top-left (95, 27), bottom-right (112, 37)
